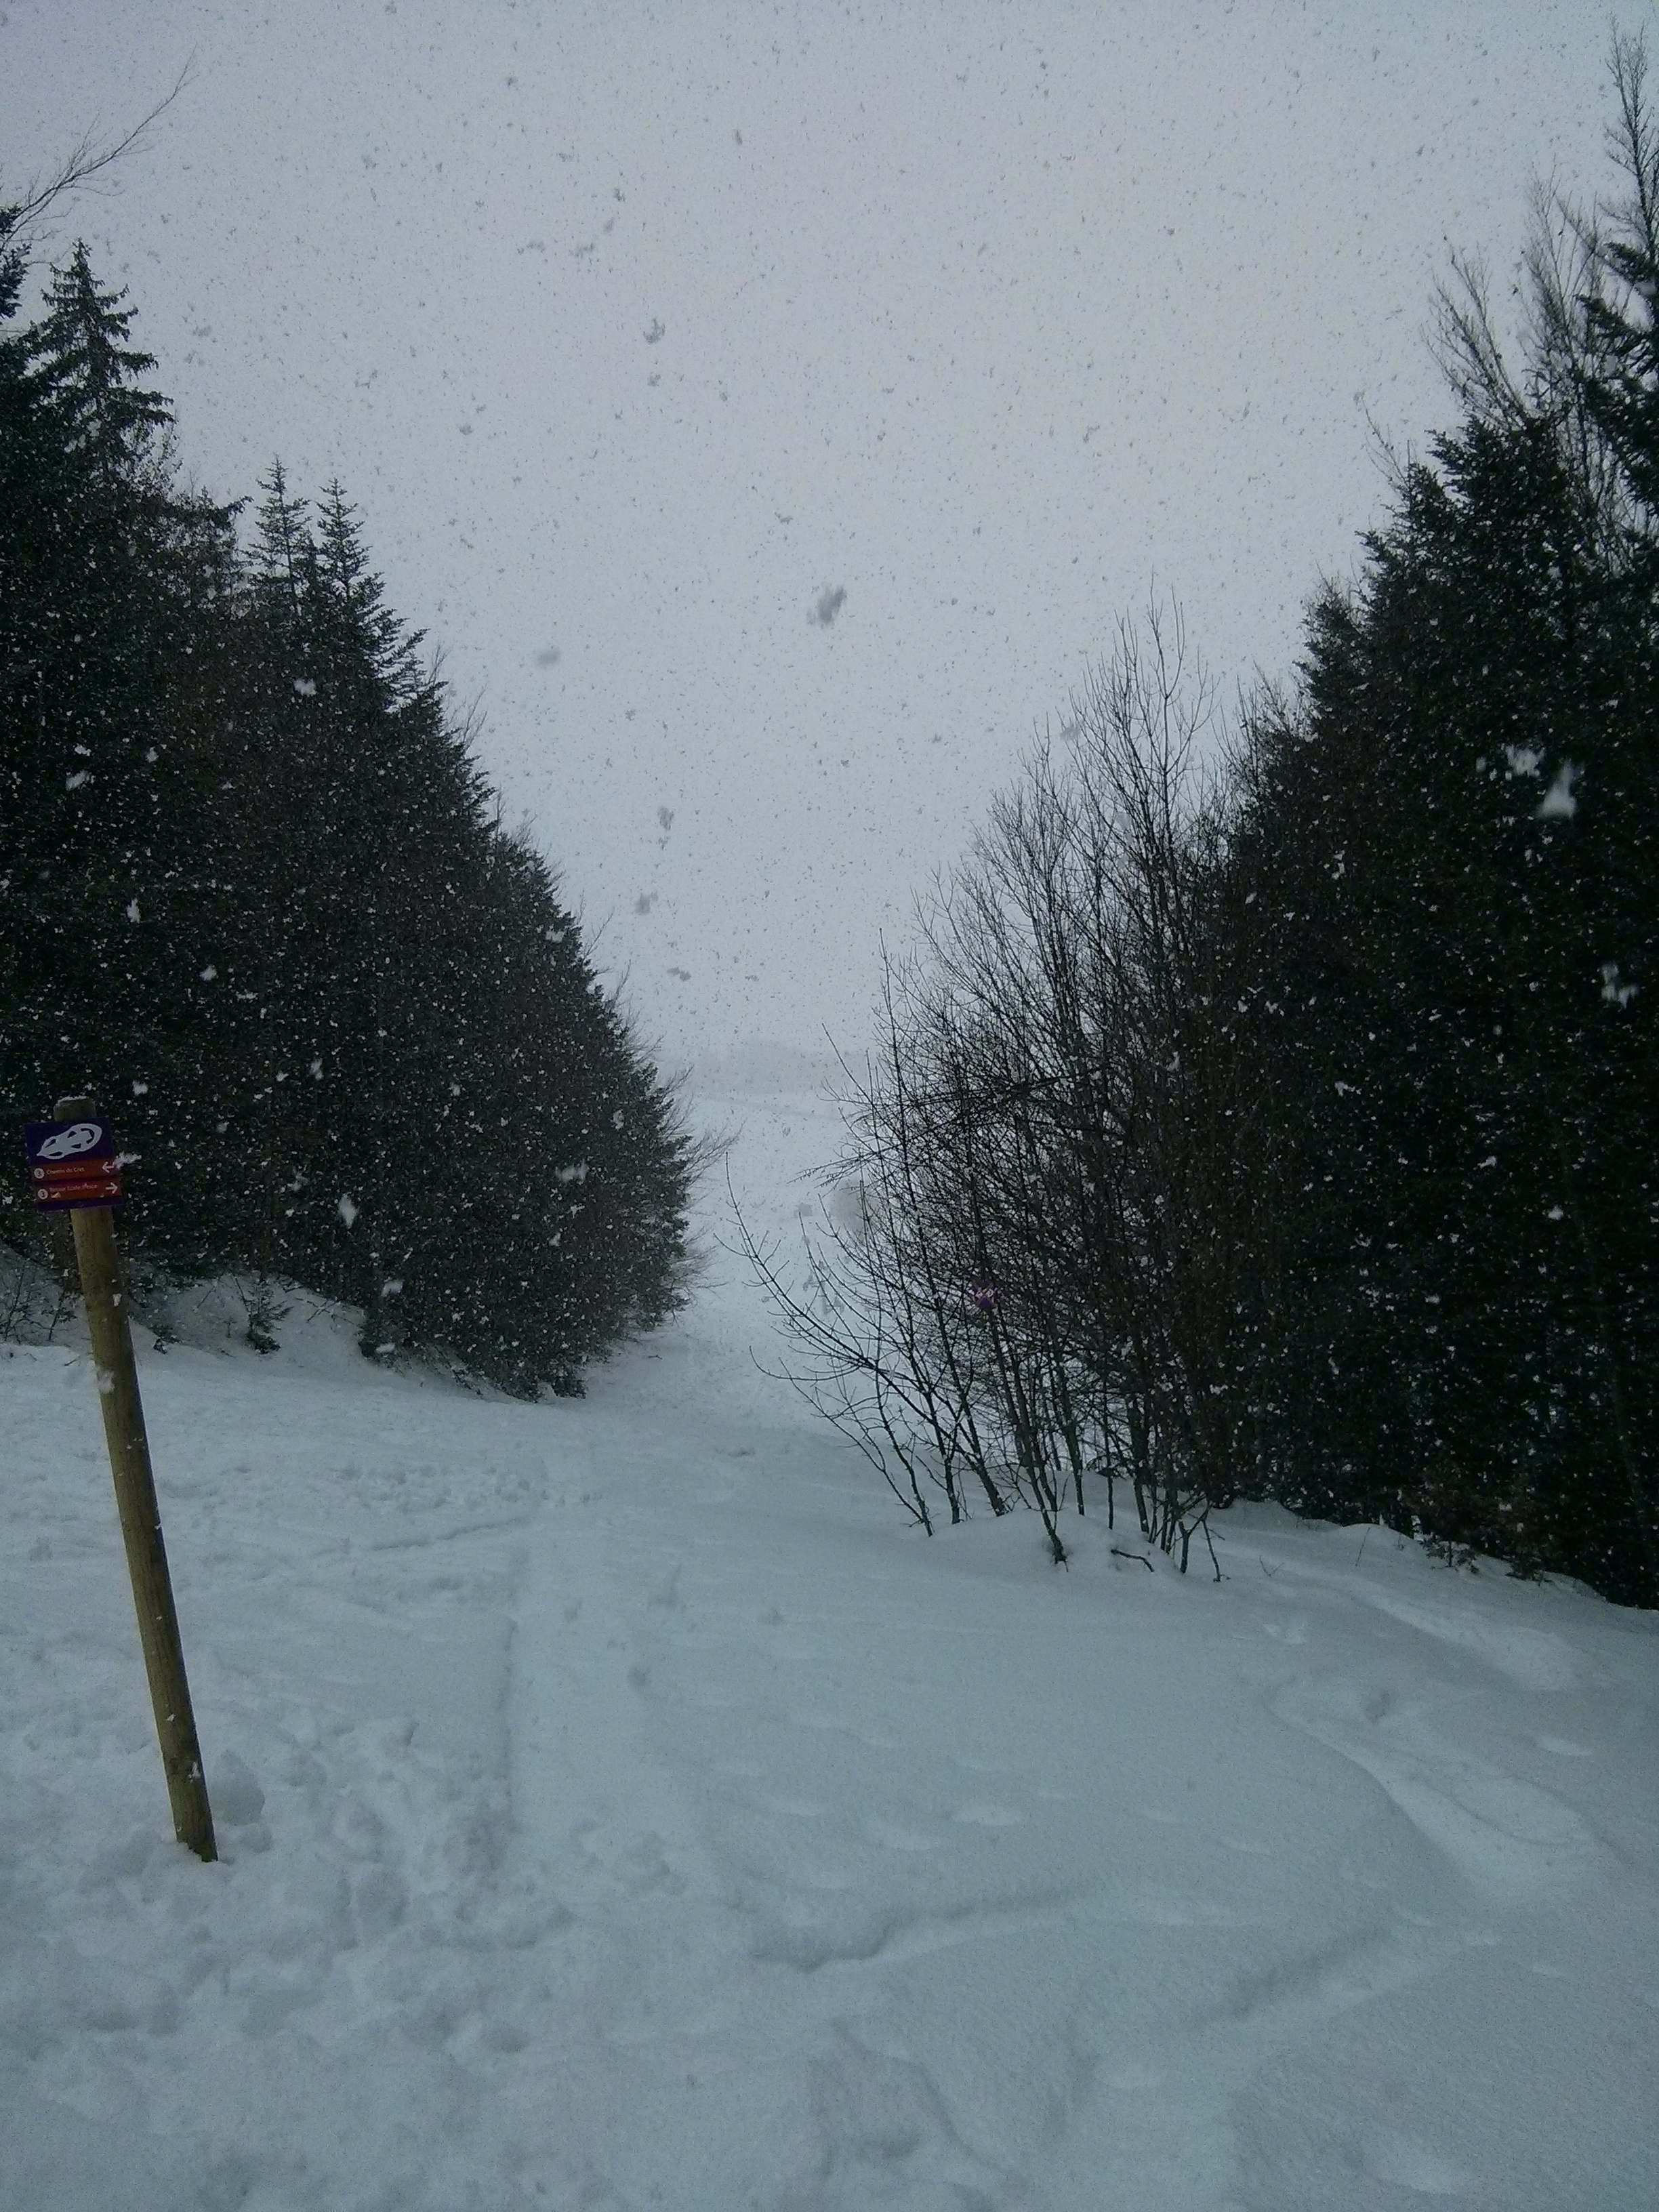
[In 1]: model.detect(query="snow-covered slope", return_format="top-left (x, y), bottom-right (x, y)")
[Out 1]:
top-left (1, 1080), bottom-right (1655, 2209)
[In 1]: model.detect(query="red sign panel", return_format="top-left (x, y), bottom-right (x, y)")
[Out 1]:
top-left (23, 1115), bottom-right (124, 1210)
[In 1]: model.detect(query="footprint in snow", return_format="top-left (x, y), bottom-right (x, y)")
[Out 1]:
top-left (1274, 1676), bottom-right (1598, 1894)
top-left (574, 1822), bottom-right (682, 1895)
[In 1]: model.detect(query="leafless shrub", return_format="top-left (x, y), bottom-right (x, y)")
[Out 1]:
top-left (747, 605), bottom-right (1245, 1574)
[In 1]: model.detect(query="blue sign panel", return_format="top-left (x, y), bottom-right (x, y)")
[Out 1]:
top-left (23, 1115), bottom-right (123, 1209)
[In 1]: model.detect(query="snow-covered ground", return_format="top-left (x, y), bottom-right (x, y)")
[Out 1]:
top-left (2, 1075), bottom-right (1656, 2210)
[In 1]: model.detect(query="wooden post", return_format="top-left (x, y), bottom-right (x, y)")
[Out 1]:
top-left (56, 1095), bottom-right (216, 1862)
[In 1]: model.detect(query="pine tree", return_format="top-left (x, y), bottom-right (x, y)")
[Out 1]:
top-left (196, 473), bottom-right (693, 1387)
top-left (1581, 35), bottom-right (1659, 575)
top-left (1, 243), bottom-right (693, 1388)
top-left (1227, 292), bottom-right (1657, 1599)
top-left (25, 243), bottom-right (171, 490)
top-left (0, 243), bottom-right (237, 1267)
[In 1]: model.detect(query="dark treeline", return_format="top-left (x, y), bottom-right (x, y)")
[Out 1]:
top-left (0, 220), bottom-right (693, 1391)
top-left (752, 41), bottom-right (1658, 1605)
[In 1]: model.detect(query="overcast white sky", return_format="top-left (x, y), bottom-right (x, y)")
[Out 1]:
top-left (7, 1), bottom-right (1633, 1065)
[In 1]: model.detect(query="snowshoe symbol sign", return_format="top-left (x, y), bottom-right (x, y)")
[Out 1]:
top-left (34, 1120), bottom-right (102, 1161)
top-left (23, 1114), bottom-right (124, 1210)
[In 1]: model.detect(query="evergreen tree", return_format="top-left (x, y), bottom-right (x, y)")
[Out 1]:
top-left (1, 245), bottom-right (693, 1393)
top-left (1581, 36), bottom-right (1659, 577)
top-left (1225, 197), bottom-right (1658, 1598)
top-left (0, 243), bottom-right (237, 1267)
top-left (192, 472), bottom-right (695, 1389)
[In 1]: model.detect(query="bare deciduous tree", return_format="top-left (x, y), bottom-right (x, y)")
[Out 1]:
top-left (745, 605), bottom-right (1239, 1574)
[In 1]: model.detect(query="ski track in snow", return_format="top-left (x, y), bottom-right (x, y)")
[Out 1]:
top-left (1, 1084), bottom-right (1656, 2209)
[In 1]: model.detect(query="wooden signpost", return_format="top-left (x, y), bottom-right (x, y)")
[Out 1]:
top-left (26, 1097), bottom-right (216, 1862)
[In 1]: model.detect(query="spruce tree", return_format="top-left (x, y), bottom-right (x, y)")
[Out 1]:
top-left (0, 243), bottom-right (237, 1267)
top-left (1226, 238), bottom-right (1657, 1598)
top-left (2, 245), bottom-right (693, 1389)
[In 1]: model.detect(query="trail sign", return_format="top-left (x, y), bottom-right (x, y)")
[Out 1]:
top-left (29, 1097), bottom-right (216, 1862)
top-left (24, 1113), bottom-right (123, 1209)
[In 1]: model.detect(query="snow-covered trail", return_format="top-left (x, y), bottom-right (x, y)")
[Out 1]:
top-left (1, 1084), bottom-right (1656, 2209)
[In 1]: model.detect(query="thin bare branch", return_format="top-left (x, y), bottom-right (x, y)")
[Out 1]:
top-left (2, 65), bottom-right (192, 245)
